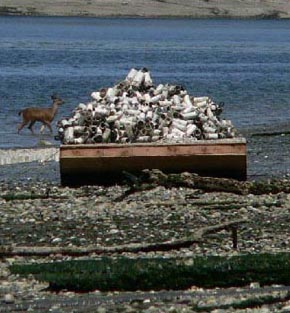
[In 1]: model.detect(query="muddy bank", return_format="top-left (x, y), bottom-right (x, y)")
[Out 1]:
top-left (1, 0), bottom-right (290, 18)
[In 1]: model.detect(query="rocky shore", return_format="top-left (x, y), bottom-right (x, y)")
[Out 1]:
top-left (1, 0), bottom-right (290, 18)
top-left (0, 124), bottom-right (290, 311)
top-left (1, 158), bottom-right (290, 311)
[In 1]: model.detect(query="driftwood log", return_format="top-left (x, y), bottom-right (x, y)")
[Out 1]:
top-left (0, 219), bottom-right (247, 257)
top-left (115, 169), bottom-right (290, 200)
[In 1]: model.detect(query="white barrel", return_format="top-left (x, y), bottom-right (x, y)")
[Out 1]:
top-left (150, 94), bottom-right (162, 104)
top-left (126, 68), bottom-right (138, 82)
top-left (121, 91), bottom-right (128, 99)
top-left (136, 136), bottom-right (150, 142)
top-left (171, 128), bottom-right (185, 138)
top-left (172, 121), bottom-right (187, 132)
top-left (162, 89), bottom-right (169, 99)
top-left (132, 70), bottom-right (145, 87)
top-left (139, 112), bottom-right (146, 120)
top-left (162, 127), bottom-right (169, 137)
top-left (144, 72), bottom-right (153, 87)
top-left (154, 84), bottom-right (164, 95)
top-left (165, 134), bottom-right (182, 141)
top-left (126, 109), bottom-right (140, 116)
top-left (91, 92), bottom-right (102, 101)
top-left (181, 111), bottom-right (198, 120)
top-left (173, 118), bottom-right (187, 126)
top-left (173, 95), bottom-right (181, 106)
top-left (73, 126), bottom-right (87, 134)
top-left (120, 137), bottom-right (129, 143)
top-left (142, 105), bottom-right (149, 113)
top-left (153, 129), bottom-right (162, 136)
top-left (151, 136), bottom-right (160, 142)
top-left (61, 120), bottom-right (71, 128)
top-left (194, 96), bottom-right (209, 103)
top-left (171, 105), bottom-right (184, 112)
top-left (107, 112), bottom-right (123, 123)
top-left (146, 110), bottom-right (153, 119)
top-left (199, 113), bottom-right (208, 123)
top-left (73, 112), bottom-right (82, 119)
top-left (183, 94), bottom-right (192, 107)
top-left (203, 125), bottom-right (217, 133)
top-left (73, 137), bottom-right (85, 144)
top-left (206, 107), bottom-right (214, 119)
top-left (64, 127), bottom-right (74, 143)
top-left (102, 128), bottom-right (111, 142)
top-left (195, 101), bottom-right (208, 109)
top-left (159, 99), bottom-right (172, 107)
top-left (204, 133), bottom-right (219, 140)
top-left (94, 107), bottom-right (108, 116)
top-left (142, 93), bottom-right (150, 103)
top-left (106, 87), bottom-right (116, 98)
top-left (77, 103), bottom-right (87, 110)
top-left (182, 105), bottom-right (195, 114)
top-left (186, 124), bottom-right (197, 137)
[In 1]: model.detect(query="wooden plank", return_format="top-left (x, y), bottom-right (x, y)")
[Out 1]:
top-left (59, 139), bottom-right (247, 185)
top-left (60, 139), bottom-right (246, 159)
top-left (61, 145), bottom-right (245, 158)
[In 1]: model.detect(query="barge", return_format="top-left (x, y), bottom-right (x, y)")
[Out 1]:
top-left (59, 137), bottom-right (246, 186)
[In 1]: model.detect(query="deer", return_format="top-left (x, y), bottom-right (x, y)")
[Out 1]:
top-left (17, 95), bottom-right (64, 134)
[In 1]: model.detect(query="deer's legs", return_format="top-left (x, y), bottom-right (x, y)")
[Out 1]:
top-left (28, 121), bottom-right (36, 134)
top-left (40, 125), bottom-right (46, 134)
top-left (43, 121), bottom-right (53, 133)
top-left (17, 121), bottom-right (28, 134)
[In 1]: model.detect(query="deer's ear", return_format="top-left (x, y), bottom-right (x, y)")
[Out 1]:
top-left (51, 94), bottom-right (58, 100)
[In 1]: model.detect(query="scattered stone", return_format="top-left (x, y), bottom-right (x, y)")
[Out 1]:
top-left (250, 282), bottom-right (260, 289)
top-left (3, 293), bottom-right (15, 304)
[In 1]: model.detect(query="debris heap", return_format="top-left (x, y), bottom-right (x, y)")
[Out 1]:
top-left (57, 68), bottom-right (237, 144)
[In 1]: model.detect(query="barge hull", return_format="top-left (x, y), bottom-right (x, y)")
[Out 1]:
top-left (60, 138), bottom-right (247, 186)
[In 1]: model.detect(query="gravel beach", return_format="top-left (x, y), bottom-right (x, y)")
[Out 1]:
top-left (1, 130), bottom-right (290, 312)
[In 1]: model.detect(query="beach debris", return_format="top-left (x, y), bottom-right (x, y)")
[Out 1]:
top-left (57, 68), bottom-right (237, 144)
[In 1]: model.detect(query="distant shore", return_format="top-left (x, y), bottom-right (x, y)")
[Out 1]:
top-left (1, 0), bottom-right (290, 19)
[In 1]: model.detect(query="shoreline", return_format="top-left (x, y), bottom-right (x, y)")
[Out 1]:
top-left (0, 147), bottom-right (59, 166)
top-left (1, 0), bottom-right (290, 19)
top-left (1, 14), bottom-right (290, 20)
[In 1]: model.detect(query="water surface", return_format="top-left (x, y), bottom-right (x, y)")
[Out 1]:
top-left (1, 17), bottom-right (290, 148)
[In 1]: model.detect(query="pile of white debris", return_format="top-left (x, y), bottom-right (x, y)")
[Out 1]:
top-left (57, 68), bottom-right (237, 144)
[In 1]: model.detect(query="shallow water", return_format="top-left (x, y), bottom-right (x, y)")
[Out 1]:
top-left (1, 17), bottom-right (290, 148)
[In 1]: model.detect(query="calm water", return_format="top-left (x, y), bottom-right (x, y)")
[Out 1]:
top-left (1, 17), bottom-right (290, 148)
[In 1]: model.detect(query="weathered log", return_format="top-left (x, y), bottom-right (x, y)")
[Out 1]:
top-left (0, 219), bottom-right (247, 257)
top-left (10, 252), bottom-right (290, 292)
top-left (118, 169), bottom-right (290, 197)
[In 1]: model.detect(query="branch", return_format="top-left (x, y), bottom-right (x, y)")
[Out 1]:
top-left (0, 219), bottom-right (247, 257)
